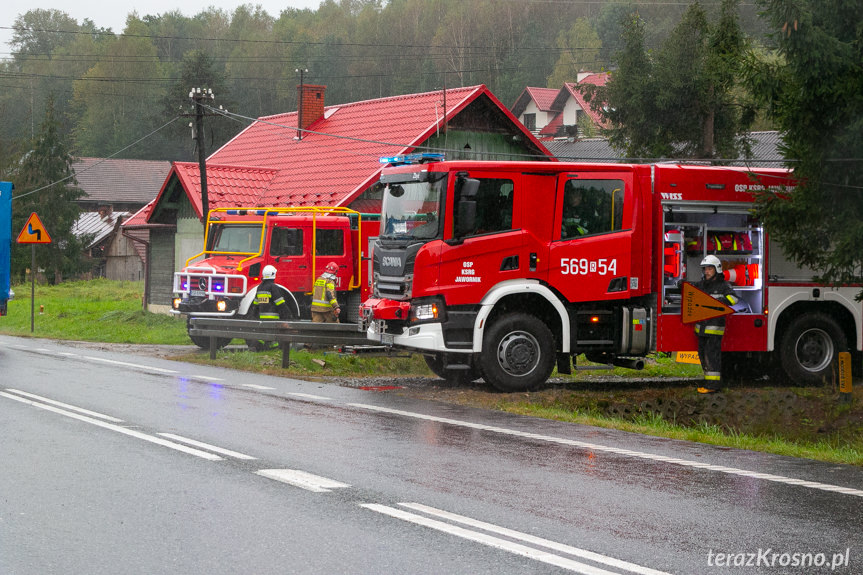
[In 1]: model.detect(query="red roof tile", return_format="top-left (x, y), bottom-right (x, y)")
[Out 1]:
top-left (122, 201), bottom-right (154, 228)
top-left (539, 112), bottom-right (564, 137)
top-left (146, 85), bottom-right (550, 222)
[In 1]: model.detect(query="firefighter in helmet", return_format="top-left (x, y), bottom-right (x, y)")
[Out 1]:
top-left (692, 255), bottom-right (739, 394)
top-left (311, 262), bottom-right (341, 323)
top-left (248, 265), bottom-right (290, 351)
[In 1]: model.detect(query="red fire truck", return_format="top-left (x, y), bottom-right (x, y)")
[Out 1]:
top-left (360, 155), bottom-right (861, 391)
top-left (173, 206), bottom-right (378, 347)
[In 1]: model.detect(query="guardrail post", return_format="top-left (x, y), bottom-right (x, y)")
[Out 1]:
top-left (209, 335), bottom-right (217, 360)
top-left (281, 341), bottom-right (291, 369)
top-left (838, 352), bottom-right (852, 403)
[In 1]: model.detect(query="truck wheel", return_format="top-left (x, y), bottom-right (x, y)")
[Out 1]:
top-left (480, 313), bottom-right (555, 392)
top-left (187, 318), bottom-right (231, 349)
top-left (778, 313), bottom-right (847, 385)
top-left (188, 333), bottom-right (231, 350)
top-left (423, 353), bottom-right (481, 384)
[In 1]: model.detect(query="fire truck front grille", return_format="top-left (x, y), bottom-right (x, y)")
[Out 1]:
top-left (374, 273), bottom-right (411, 300)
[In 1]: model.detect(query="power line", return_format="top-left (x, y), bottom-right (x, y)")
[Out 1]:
top-left (13, 116), bottom-right (181, 200)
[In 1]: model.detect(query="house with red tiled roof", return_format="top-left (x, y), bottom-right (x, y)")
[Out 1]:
top-left (137, 84), bottom-right (553, 313)
top-left (510, 87), bottom-right (559, 134)
top-left (511, 73), bottom-right (610, 140)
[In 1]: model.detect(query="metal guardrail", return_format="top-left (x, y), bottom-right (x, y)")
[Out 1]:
top-left (188, 317), bottom-right (371, 367)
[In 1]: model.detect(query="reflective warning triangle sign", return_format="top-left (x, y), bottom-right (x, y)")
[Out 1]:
top-left (17, 212), bottom-right (52, 244)
top-left (681, 282), bottom-right (734, 324)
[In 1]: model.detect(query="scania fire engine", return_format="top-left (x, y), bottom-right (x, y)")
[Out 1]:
top-left (173, 206), bottom-right (378, 347)
top-left (360, 156), bottom-right (861, 391)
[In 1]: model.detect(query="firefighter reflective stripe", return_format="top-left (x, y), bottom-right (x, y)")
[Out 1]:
top-left (311, 276), bottom-right (338, 311)
top-left (695, 324), bottom-right (725, 336)
top-left (704, 371), bottom-right (721, 381)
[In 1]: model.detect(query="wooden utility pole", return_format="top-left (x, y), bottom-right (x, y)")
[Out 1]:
top-left (190, 88), bottom-right (215, 222)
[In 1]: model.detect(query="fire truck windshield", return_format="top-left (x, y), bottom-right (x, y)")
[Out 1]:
top-left (208, 224), bottom-right (263, 254)
top-left (380, 178), bottom-right (445, 240)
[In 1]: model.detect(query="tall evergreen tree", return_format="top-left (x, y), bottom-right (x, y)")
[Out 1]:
top-left (583, 0), bottom-right (752, 160)
top-left (11, 94), bottom-right (88, 284)
top-left (745, 0), bottom-right (863, 289)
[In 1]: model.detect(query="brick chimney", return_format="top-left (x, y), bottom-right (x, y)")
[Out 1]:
top-left (297, 84), bottom-right (326, 138)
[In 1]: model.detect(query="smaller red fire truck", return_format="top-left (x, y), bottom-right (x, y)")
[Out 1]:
top-left (361, 155), bottom-right (861, 391)
top-left (172, 206), bottom-right (378, 347)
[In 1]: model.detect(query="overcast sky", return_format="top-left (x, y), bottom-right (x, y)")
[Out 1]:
top-left (2, 1), bottom-right (323, 52)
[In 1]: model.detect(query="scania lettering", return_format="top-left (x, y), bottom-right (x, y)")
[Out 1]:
top-left (360, 158), bottom-right (861, 391)
top-left (172, 206), bottom-right (378, 348)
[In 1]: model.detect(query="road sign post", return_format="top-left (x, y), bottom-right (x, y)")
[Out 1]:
top-left (16, 212), bottom-right (52, 333)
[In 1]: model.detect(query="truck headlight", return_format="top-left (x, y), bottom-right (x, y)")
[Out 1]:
top-left (216, 300), bottom-right (227, 312)
top-left (410, 297), bottom-right (444, 322)
top-left (173, 298), bottom-right (181, 309)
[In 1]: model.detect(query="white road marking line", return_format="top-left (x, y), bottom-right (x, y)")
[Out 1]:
top-left (400, 503), bottom-right (671, 575)
top-left (0, 391), bottom-right (222, 461)
top-left (83, 356), bottom-right (178, 374)
top-left (241, 384), bottom-right (275, 390)
top-left (349, 403), bottom-right (863, 499)
top-left (256, 469), bottom-right (350, 492)
top-left (58, 352), bottom-right (77, 357)
top-left (193, 376), bottom-right (225, 382)
top-left (361, 504), bottom-right (622, 575)
top-left (4, 389), bottom-right (124, 422)
top-left (157, 433), bottom-right (257, 460)
top-left (287, 392), bottom-right (332, 400)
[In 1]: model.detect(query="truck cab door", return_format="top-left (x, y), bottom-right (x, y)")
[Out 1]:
top-left (437, 173), bottom-right (522, 306)
top-left (548, 173), bottom-right (635, 303)
top-left (312, 225), bottom-right (351, 292)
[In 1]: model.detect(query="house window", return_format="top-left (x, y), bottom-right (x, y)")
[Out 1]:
top-left (523, 113), bottom-right (536, 131)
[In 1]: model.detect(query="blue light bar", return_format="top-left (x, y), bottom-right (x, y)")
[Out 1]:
top-left (379, 153), bottom-right (445, 166)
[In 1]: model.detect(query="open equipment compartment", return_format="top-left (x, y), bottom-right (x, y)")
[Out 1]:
top-left (661, 201), bottom-right (763, 316)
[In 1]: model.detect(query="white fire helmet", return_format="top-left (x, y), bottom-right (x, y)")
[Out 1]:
top-left (262, 265), bottom-right (277, 280)
top-left (700, 254), bottom-right (722, 273)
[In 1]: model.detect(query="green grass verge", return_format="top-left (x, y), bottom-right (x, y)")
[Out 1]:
top-left (2, 279), bottom-right (860, 466)
top-left (499, 403), bottom-right (863, 466)
top-left (1, 279), bottom-right (189, 344)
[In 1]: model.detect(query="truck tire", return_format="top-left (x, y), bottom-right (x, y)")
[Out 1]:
top-left (423, 353), bottom-right (481, 384)
top-left (778, 313), bottom-right (847, 385)
top-left (187, 318), bottom-right (231, 350)
top-left (480, 313), bottom-right (555, 392)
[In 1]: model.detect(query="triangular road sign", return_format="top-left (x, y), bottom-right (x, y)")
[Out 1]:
top-left (681, 282), bottom-right (735, 324)
top-left (17, 212), bottom-right (52, 244)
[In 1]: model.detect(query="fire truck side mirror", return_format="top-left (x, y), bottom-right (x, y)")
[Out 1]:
top-left (454, 177), bottom-right (480, 238)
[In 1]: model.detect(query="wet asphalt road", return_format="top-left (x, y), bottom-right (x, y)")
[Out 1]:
top-left (1, 334), bottom-right (861, 574)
